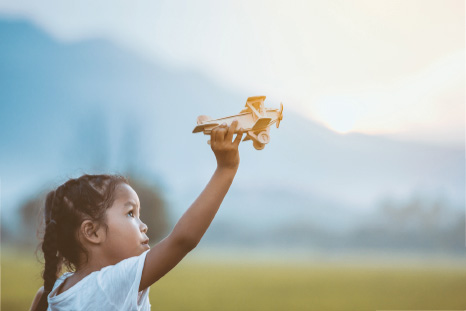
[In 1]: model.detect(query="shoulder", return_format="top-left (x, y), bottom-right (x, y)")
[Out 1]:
top-left (33, 286), bottom-right (44, 300)
top-left (99, 251), bottom-right (148, 281)
top-left (97, 251), bottom-right (149, 292)
top-left (30, 286), bottom-right (44, 311)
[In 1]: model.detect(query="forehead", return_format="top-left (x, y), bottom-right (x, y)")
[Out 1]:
top-left (113, 183), bottom-right (139, 205)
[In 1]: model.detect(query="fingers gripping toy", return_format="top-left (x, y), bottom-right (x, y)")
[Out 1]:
top-left (192, 96), bottom-right (283, 150)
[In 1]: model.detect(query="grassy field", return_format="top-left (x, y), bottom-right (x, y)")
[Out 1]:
top-left (3, 248), bottom-right (466, 311)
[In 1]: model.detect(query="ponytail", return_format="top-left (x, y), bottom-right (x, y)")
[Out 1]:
top-left (35, 191), bottom-right (61, 311)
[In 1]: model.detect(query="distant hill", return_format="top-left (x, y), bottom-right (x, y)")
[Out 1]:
top-left (1, 18), bottom-right (464, 253)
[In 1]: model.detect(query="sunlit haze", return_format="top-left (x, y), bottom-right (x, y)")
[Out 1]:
top-left (0, 0), bottom-right (463, 145)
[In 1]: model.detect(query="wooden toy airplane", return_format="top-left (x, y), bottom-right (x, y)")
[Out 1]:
top-left (192, 96), bottom-right (283, 150)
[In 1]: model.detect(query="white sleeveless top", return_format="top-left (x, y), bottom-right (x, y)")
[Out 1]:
top-left (47, 250), bottom-right (151, 310)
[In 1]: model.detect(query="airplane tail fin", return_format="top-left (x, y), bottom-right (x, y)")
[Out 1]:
top-left (197, 115), bottom-right (211, 124)
top-left (193, 115), bottom-right (216, 133)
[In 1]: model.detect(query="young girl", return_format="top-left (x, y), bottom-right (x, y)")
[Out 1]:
top-left (30, 121), bottom-right (244, 311)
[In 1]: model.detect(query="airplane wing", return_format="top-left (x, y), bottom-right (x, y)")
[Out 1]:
top-left (247, 96), bottom-right (266, 102)
top-left (251, 117), bottom-right (272, 130)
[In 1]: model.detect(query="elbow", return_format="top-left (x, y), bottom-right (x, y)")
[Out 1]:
top-left (182, 237), bottom-right (200, 252)
top-left (170, 233), bottom-right (200, 252)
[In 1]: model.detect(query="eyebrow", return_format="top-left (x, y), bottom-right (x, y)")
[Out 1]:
top-left (123, 201), bottom-right (139, 209)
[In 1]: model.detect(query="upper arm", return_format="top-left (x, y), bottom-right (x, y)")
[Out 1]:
top-left (30, 286), bottom-right (44, 311)
top-left (139, 234), bottom-right (194, 291)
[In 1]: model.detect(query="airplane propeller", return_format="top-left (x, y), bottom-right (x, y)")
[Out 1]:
top-left (276, 103), bottom-right (283, 128)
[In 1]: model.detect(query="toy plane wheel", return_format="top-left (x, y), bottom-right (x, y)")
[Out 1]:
top-left (257, 131), bottom-right (270, 144)
top-left (253, 141), bottom-right (265, 150)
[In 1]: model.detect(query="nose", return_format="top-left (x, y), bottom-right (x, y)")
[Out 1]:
top-left (140, 220), bottom-right (148, 233)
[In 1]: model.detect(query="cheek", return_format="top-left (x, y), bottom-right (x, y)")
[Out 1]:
top-left (107, 217), bottom-right (140, 240)
top-left (106, 217), bottom-right (128, 237)
top-left (107, 215), bottom-right (125, 230)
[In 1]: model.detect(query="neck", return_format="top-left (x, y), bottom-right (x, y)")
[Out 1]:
top-left (74, 263), bottom-right (101, 277)
top-left (74, 251), bottom-right (109, 277)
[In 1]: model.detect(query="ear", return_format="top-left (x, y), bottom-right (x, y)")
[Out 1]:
top-left (80, 220), bottom-right (106, 244)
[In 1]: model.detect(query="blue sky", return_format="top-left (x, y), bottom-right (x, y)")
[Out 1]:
top-left (0, 0), bottom-right (464, 147)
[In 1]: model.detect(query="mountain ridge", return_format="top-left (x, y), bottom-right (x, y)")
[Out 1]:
top-left (1, 18), bottom-right (463, 252)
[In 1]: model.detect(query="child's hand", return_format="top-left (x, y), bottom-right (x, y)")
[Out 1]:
top-left (211, 120), bottom-right (244, 170)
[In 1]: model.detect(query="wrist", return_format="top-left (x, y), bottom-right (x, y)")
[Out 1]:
top-left (216, 164), bottom-right (239, 174)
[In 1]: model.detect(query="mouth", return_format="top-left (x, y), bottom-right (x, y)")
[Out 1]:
top-left (141, 239), bottom-right (150, 247)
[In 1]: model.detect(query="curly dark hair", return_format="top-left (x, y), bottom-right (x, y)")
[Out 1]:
top-left (34, 174), bottom-right (129, 311)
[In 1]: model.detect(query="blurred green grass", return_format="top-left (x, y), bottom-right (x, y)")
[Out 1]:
top-left (3, 248), bottom-right (466, 311)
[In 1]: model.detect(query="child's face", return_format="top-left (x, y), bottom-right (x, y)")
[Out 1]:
top-left (101, 183), bottom-right (150, 264)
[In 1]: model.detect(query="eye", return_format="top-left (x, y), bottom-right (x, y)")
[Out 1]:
top-left (127, 210), bottom-right (134, 218)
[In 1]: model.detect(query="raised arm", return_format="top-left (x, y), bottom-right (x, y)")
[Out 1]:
top-left (139, 120), bottom-right (243, 291)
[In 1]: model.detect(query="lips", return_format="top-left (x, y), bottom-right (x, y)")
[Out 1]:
top-left (141, 239), bottom-right (149, 246)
